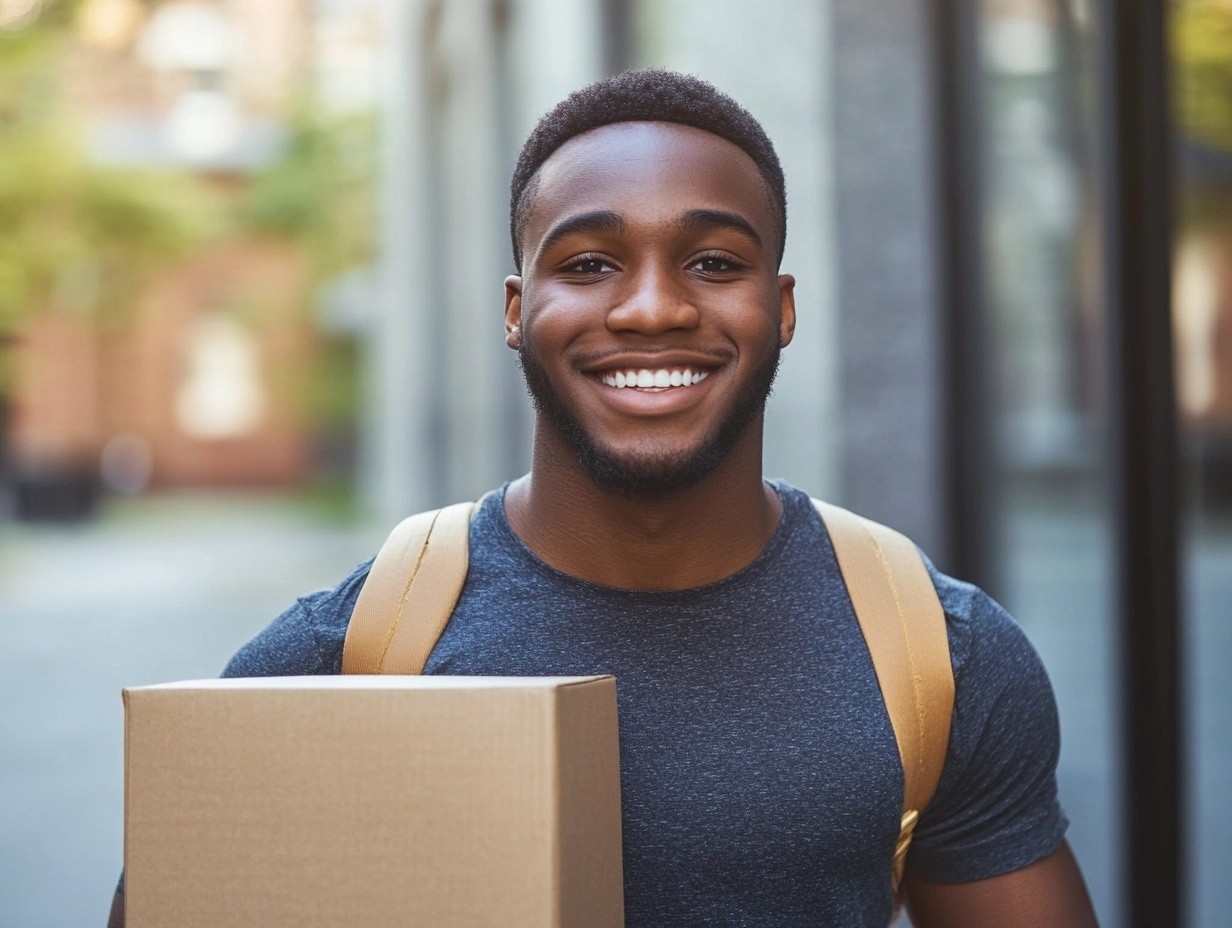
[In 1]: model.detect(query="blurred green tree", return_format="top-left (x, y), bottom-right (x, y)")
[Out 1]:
top-left (0, 1), bottom-right (377, 507)
top-left (241, 107), bottom-right (376, 279)
top-left (1174, 1), bottom-right (1232, 153)
top-left (0, 0), bottom-right (210, 389)
top-left (240, 106), bottom-right (377, 461)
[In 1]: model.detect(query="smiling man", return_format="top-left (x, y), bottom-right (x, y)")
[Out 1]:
top-left (110, 70), bottom-right (1097, 928)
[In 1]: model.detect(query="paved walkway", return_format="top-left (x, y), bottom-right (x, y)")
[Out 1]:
top-left (0, 493), bottom-right (384, 928)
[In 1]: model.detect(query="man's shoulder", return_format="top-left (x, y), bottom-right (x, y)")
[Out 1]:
top-left (222, 556), bottom-right (374, 678)
top-left (221, 492), bottom-right (507, 679)
top-left (909, 555), bottom-right (1067, 881)
top-left (914, 551), bottom-right (1048, 690)
top-left (789, 485), bottom-right (1031, 666)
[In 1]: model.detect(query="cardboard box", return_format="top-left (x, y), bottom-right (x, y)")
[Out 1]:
top-left (123, 675), bottom-right (623, 928)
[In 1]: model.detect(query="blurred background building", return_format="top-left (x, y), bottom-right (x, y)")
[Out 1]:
top-left (0, 0), bottom-right (376, 516)
top-left (0, 1), bottom-right (1227, 926)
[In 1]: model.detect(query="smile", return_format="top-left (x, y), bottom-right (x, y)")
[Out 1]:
top-left (597, 368), bottom-right (711, 391)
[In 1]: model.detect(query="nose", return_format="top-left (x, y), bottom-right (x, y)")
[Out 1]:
top-left (606, 262), bottom-right (700, 336)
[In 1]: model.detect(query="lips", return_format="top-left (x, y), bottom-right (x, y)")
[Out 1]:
top-left (576, 364), bottom-right (720, 422)
top-left (571, 349), bottom-right (730, 416)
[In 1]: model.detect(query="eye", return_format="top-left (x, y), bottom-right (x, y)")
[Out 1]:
top-left (562, 254), bottom-right (616, 275)
top-left (688, 253), bottom-right (743, 275)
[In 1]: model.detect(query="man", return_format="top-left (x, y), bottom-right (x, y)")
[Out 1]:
top-left (110, 69), bottom-right (1097, 926)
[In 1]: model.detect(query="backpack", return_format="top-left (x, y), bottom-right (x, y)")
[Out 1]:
top-left (341, 497), bottom-right (954, 910)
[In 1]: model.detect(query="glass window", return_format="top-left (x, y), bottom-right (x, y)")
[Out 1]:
top-left (973, 1), bottom-right (1119, 923)
top-left (1172, 3), bottom-right (1232, 924)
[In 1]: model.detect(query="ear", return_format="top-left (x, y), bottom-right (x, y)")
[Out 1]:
top-left (776, 274), bottom-right (797, 348)
top-left (504, 275), bottom-right (523, 350)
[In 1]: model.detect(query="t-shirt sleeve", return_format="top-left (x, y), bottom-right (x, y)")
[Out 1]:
top-left (221, 557), bottom-right (373, 678)
top-left (904, 562), bottom-right (1070, 883)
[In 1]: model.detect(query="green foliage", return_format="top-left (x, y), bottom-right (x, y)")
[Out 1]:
top-left (240, 107), bottom-right (377, 280)
top-left (0, 2), bottom-right (375, 447)
top-left (240, 107), bottom-right (377, 441)
top-left (1174, 2), bottom-right (1232, 152)
top-left (304, 333), bottom-right (361, 431)
top-left (0, 1), bottom-right (211, 346)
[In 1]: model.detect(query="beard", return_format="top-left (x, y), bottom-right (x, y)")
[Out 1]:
top-left (517, 336), bottom-right (781, 497)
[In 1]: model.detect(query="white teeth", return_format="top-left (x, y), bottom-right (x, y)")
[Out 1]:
top-left (599, 367), bottom-right (714, 389)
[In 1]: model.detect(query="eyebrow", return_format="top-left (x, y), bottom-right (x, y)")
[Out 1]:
top-left (536, 210), bottom-right (625, 259)
top-left (534, 206), bottom-right (765, 264)
top-left (676, 209), bottom-right (764, 251)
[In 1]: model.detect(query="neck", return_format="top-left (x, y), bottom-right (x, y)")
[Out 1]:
top-left (504, 419), bottom-right (781, 591)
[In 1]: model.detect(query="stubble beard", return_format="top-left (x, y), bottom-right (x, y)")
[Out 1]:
top-left (517, 337), bottom-right (781, 498)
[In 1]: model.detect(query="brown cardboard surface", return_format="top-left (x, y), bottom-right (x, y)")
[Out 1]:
top-left (123, 675), bottom-right (623, 928)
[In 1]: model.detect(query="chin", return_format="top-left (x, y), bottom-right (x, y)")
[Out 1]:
top-left (519, 338), bottom-right (779, 496)
top-left (575, 438), bottom-right (727, 497)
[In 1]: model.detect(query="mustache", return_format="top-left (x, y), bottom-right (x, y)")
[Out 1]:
top-left (566, 345), bottom-right (736, 367)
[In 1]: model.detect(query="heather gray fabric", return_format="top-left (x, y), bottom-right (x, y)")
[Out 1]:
top-left (217, 481), bottom-right (1067, 926)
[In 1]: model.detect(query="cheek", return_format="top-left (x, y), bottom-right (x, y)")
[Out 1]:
top-left (523, 288), bottom-right (605, 344)
top-left (718, 289), bottom-right (782, 348)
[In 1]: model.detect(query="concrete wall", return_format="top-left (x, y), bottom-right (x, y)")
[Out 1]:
top-left (829, 0), bottom-right (949, 557)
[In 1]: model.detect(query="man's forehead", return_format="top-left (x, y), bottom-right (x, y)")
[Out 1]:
top-left (525, 121), bottom-right (772, 241)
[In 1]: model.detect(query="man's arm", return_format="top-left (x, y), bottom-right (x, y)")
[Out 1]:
top-left (905, 841), bottom-right (1098, 928)
top-left (105, 847), bottom-right (1094, 928)
top-left (107, 888), bottom-right (124, 928)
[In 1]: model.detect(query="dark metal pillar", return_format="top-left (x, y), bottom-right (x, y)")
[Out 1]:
top-left (930, 0), bottom-right (998, 591)
top-left (1097, 2), bottom-right (1184, 925)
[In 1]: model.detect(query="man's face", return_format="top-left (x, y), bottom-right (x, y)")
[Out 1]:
top-left (505, 121), bottom-right (795, 495)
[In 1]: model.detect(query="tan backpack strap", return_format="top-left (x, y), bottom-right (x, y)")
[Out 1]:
top-left (341, 500), bottom-right (476, 675)
top-left (813, 499), bottom-right (955, 894)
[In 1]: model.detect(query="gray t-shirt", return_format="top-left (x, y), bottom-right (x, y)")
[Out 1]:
top-left (223, 481), bottom-right (1068, 926)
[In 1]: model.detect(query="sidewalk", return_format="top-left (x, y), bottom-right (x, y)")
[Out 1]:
top-left (0, 491), bottom-right (384, 928)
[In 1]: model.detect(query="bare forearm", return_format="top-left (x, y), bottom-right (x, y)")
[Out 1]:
top-left (107, 889), bottom-right (124, 928)
top-left (906, 842), bottom-right (1098, 928)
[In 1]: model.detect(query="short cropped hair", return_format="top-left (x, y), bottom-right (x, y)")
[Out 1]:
top-left (509, 69), bottom-right (787, 271)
